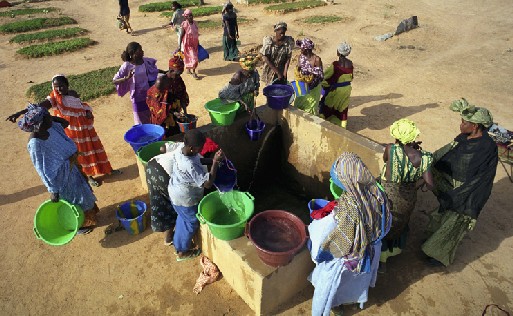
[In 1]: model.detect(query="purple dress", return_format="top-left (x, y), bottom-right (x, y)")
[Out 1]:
top-left (114, 57), bottom-right (158, 124)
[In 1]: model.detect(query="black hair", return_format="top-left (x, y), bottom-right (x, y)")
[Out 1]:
top-left (184, 129), bottom-right (206, 148)
top-left (172, 1), bottom-right (182, 9)
top-left (52, 75), bottom-right (69, 86)
top-left (121, 42), bottom-right (142, 62)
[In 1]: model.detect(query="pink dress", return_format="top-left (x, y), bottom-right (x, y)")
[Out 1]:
top-left (181, 20), bottom-right (199, 69)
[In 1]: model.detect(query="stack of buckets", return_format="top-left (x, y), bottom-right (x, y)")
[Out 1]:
top-left (136, 141), bottom-right (170, 191)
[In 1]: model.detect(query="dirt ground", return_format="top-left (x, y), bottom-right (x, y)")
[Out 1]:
top-left (0, 0), bottom-right (512, 315)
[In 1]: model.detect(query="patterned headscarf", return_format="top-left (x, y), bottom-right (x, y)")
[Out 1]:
top-left (390, 118), bottom-right (420, 144)
top-left (337, 41), bottom-right (351, 57)
top-left (183, 8), bottom-right (192, 17)
top-left (322, 152), bottom-right (391, 272)
top-left (274, 21), bottom-right (287, 32)
top-left (296, 38), bottom-right (314, 50)
top-left (450, 98), bottom-right (494, 128)
top-left (169, 51), bottom-right (185, 73)
top-left (239, 54), bottom-right (260, 71)
top-left (18, 104), bottom-right (49, 133)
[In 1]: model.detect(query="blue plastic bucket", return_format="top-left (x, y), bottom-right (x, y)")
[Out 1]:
top-left (308, 199), bottom-right (329, 220)
top-left (290, 80), bottom-right (309, 97)
top-left (245, 119), bottom-right (265, 141)
top-left (214, 159), bottom-right (237, 192)
top-left (263, 84), bottom-right (295, 110)
top-left (116, 200), bottom-right (147, 235)
top-left (124, 124), bottom-right (165, 152)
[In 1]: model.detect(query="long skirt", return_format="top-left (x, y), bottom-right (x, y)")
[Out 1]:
top-left (421, 209), bottom-right (474, 266)
top-left (294, 84), bottom-right (321, 116)
top-left (380, 181), bottom-right (417, 262)
top-left (223, 35), bottom-right (239, 61)
top-left (145, 159), bottom-right (177, 232)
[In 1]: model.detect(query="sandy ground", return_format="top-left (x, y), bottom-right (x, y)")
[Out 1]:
top-left (0, 0), bottom-right (512, 314)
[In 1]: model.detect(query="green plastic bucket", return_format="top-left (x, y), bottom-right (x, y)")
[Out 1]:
top-left (33, 199), bottom-right (85, 246)
top-left (204, 98), bottom-right (240, 126)
top-left (329, 178), bottom-right (345, 199)
top-left (197, 190), bottom-right (254, 240)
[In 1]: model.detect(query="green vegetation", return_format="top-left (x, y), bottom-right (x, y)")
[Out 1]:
top-left (301, 15), bottom-right (354, 24)
top-left (248, 0), bottom-right (288, 4)
top-left (302, 15), bottom-right (343, 24)
top-left (264, 0), bottom-right (326, 13)
top-left (197, 17), bottom-right (250, 29)
top-left (0, 17), bottom-right (76, 33)
top-left (0, 7), bottom-right (57, 17)
top-left (9, 27), bottom-right (88, 43)
top-left (139, 0), bottom-right (199, 12)
top-left (16, 37), bottom-right (94, 58)
top-left (161, 5), bottom-right (223, 18)
top-left (27, 66), bottom-right (119, 102)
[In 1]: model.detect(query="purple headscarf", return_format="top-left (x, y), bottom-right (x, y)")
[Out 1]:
top-left (18, 104), bottom-right (49, 133)
top-left (296, 38), bottom-right (314, 50)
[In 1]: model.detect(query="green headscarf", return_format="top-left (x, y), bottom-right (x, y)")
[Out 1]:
top-left (449, 98), bottom-right (493, 128)
top-left (390, 118), bottom-right (420, 144)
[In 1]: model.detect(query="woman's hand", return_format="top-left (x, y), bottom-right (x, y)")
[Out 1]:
top-left (126, 69), bottom-right (135, 80)
top-left (6, 111), bottom-right (22, 123)
top-left (50, 192), bottom-right (60, 203)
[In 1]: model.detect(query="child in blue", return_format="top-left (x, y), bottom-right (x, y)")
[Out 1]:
top-left (167, 129), bottom-right (223, 261)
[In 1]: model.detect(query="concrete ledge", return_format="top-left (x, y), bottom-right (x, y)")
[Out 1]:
top-left (199, 226), bottom-right (315, 315)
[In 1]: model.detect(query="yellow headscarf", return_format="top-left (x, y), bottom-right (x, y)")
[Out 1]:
top-left (390, 118), bottom-right (420, 144)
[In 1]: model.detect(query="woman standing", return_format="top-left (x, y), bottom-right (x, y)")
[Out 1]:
top-left (422, 99), bottom-right (498, 266)
top-left (167, 130), bottom-right (224, 261)
top-left (17, 105), bottom-right (100, 234)
top-left (222, 2), bottom-right (239, 61)
top-left (7, 75), bottom-right (120, 187)
top-left (309, 153), bottom-right (391, 316)
top-left (293, 38), bottom-right (323, 115)
top-left (162, 1), bottom-right (184, 50)
top-left (379, 118), bottom-right (433, 271)
top-left (180, 9), bottom-right (200, 79)
top-left (260, 22), bottom-right (294, 85)
top-left (319, 41), bottom-right (353, 128)
top-left (113, 42), bottom-right (159, 124)
top-left (118, 0), bottom-right (133, 34)
top-left (146, 53), bottom-right (189, 137)
top-left (218, 54), bottom-right (260, 112)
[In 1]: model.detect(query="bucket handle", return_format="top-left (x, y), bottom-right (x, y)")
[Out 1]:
top-left (244, 192), bottom-right (254, 201)
top-left (33, 227), bottom-right (41, 240)
top-left (71, 205), bottom-right (80, 218)
top-left (196, 213), bottom-right (207, 225)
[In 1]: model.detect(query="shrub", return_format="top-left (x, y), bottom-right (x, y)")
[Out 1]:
top-left (27, 66), bottom-right (120, 102)
top-left (197, 17), bottom-right (250, 29)
top-left (264, 0), bottom-right (326, 14)
top-left (302, 15), bottom-right (343, 24)
top-left (139, 0), bottom-right (199, 12)
top-left (0, 7), bottom-right (57, 17)
top-left (248, 0), bottom-right (288, 4)
top-left (0, 17), bottom-right (77, 33)
top-left (160, 5), bottom-right (222, 18)
top-left (9, 27), bottom-right (88, 43)
top-left (16, 37), bottom-right (94, 58)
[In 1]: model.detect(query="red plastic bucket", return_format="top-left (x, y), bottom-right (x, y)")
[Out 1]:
top-left (246, 210), bottom-right (307, 267)
top-left (177, 114), bottom-right (198, 133)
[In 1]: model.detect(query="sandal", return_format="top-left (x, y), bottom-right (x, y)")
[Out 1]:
top-left (192, 73), bottom-right (200, 80)
top-left (164, 229), bottom-right (174, 246)
top-left (88, 177), bottom-right (101, 187)
top-left (176, 248), bottom-right (201, 262)
top-left (77, 226), bottom-right (94, 235)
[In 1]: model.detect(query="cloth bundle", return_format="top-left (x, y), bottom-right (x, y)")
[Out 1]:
top-left (193, 256), bottom-right (221, 294)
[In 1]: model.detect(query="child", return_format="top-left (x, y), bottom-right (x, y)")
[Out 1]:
top-left (118, 0), bottom-right (133, 34)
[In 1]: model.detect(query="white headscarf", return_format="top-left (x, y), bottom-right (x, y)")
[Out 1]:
top-left (337, 42), bottom-right (351, 57)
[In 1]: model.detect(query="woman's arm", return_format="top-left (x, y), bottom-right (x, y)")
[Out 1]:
top-left (421, 170), bottom-right (434, 191)
top-left (202, 150), bottom-right (224, 189)
top-left (6, 100), bottom-right (52, 122)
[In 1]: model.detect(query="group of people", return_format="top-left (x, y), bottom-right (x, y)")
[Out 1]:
top-left (309, 99), bottom-right (498, 315)
top-left (4, 2), bottom-right (502, 313)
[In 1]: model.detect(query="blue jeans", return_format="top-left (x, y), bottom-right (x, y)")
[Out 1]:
top-left (172, 204), bottom-right (200, 252)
